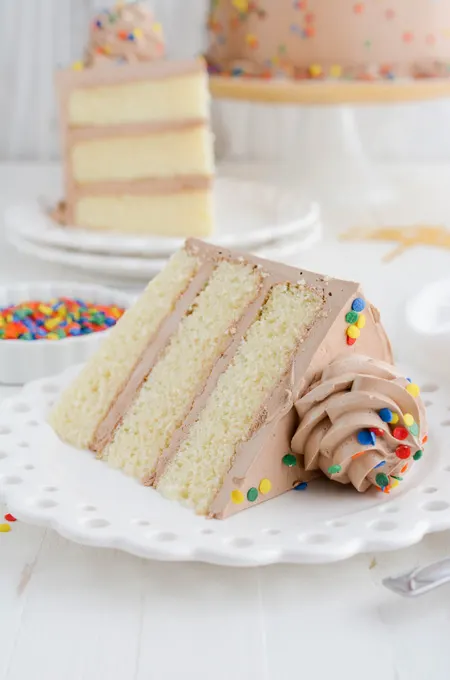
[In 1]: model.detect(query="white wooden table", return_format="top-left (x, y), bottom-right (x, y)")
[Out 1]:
top-left (1, 163), bottom-right (450, 680)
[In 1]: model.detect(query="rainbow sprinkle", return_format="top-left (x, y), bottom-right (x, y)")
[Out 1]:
top-left (0, 298), bottom-right (124, 341)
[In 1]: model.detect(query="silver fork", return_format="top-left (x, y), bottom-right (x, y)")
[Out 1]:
top-left (383, 558), bottom-right (450, 597)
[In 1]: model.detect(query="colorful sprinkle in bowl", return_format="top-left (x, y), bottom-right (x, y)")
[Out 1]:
top-left (0, 282), bottom-right (133, 385)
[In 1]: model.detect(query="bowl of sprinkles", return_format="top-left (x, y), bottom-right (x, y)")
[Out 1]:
top-left (0, 282), bottom-right (132, 385)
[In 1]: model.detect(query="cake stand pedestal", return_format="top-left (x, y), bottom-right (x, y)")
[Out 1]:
top-left (211, 76), bottom-right (450, 208)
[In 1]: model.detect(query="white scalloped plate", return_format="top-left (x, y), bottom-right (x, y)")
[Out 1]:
top-left (5, 178), bottom-right (320, 257)
top-left (0, 365), bottom-right (447, 566)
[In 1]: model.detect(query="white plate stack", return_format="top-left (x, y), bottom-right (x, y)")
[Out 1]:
top-left (4, 170), bottom-right (321, 283)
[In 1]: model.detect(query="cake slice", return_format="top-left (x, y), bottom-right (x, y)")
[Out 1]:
top-left (50, 239), bottom-right (393, 518)
top-left (55, 4), bottom-right (214, 237)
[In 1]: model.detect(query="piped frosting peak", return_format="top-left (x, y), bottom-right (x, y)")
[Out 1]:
top-left (86, 2), bottom-right (165, 67)
top-left (291, 355), bottom-right (427, 493)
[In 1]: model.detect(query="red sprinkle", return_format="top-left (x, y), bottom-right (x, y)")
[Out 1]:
top-left (4, 513), bottom-right (16, 522)
top-left (370, 427), bottom-right (384, 437)
top-left (347, 336), bottom-right (356, 346)
top-left (396, 445), bottom-right (411, 460)
top-left (393, 426), bottom-right (408, 441)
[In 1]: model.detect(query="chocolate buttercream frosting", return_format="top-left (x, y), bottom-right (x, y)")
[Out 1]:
top-left (291, 355), bottom-right (427, 493)
top-left (86, 3), bottom-right (165, 67)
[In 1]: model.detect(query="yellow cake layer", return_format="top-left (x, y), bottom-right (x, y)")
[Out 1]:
top-left (104, 261), bottom-right (262, 478)
top-left (74, 191), bottom-right (214, 236)
top-left (157, 283), bottom-right (324, 514)
top-left (49, 248), bottom-right (200, 448)
top-left (72, 127), bottom-right (213, 183)
top-left (68, 73), bottom-right (209, 127)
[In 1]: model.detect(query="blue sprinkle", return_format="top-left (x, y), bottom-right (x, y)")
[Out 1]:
top-left (104, 317), bottom-right (116, 327)
top-left (352, 297), bottom-right (366, 312)
top-left (406, 377), bottom-right (412, 383)
top-left (232, 67), bottom-right (244, 76)
top-left (95, 20), bottom-right (103, 28)
top-left (357, 429), bottom-right (376, 446)
top-left (379, 408), bottom-right (393, 423)
top-left (294, 482), bottom-right (308, 491)
top-left (127, 32), bottom-right (135, 41)
top-left (69, 328), bottom-right (81, 336)
top-left (374, 461), bottom-right (386, 469)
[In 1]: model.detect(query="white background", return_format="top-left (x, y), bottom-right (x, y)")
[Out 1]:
top-left (3, 0), bottom-right (450, 163)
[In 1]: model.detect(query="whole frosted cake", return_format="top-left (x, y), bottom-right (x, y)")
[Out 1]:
top-left (50, 240), bottom-right (427, 518)
top-left (55, 3), bottom-right (214, 237)
top-left (207, 0), bottom-right (450, 80)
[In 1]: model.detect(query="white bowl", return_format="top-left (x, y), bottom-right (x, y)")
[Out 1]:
top-left (405, 279), bottom-right (450, 381)
top-left (0, 282), bottom-right (133, 385)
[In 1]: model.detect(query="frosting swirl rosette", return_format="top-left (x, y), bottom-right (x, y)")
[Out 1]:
top-left (291, 356), bottom-right (427, 493)
top-left (86, 3), bottom-right (165, 66)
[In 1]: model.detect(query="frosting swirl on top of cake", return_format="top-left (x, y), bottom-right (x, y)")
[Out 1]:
top-left (291, 355), bottom-right (427, 493)
top-left (86, 2), bottom-right (165, 66)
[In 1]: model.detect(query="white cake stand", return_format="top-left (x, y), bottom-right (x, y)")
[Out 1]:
top-left (210, 76), bottom-right (450, 206)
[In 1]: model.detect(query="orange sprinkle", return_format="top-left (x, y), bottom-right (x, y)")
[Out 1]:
top-left (401, 464), bottom-right (408, 474)
top-left (352, 451), bottom-right (365, 460)
top-left (422, 435), bottom-right (428, 445)
top-left (117, 30), bottom-right (128, 39)
top-left (383, 486), bottom-right (391, 494)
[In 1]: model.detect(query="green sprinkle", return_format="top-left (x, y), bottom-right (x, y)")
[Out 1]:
top-left (409, 422), bottom-right (420, 436)
top-left (345, 311), bottom-right (359, 324)
top-left (413, 450), bottom-right (423, 461)
top-left (282, 453), bottom-right (297, 467)
top-left (375, 472), bottom-right (389, 488)
top-left (391, 475), bottom-right (403, 481)
top-left (14, 308), bottom-right (32, 319)
top-left (247, 487), bottom-right (258, 502)
top-left (328, 464), bottom-right (342, 475)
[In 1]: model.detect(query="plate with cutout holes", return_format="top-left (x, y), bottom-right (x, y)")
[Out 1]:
top-left (0, 365), bottom-right (448, 566)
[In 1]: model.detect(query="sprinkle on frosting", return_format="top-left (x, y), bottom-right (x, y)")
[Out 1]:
top-left (207, 2), bottom-right (450, 80)
top-left (395, 445), bottom-right (411, 459)
top-left (328, 464), bottom-right (342, 475)
top-left (294, 482), bottom-right (308, 491)
top-left (259, 479), bottom-right (272, 494)
top-left (231, 489), bottom-right (244, 504)
top-left (247, 487), bottom-right (258, 502)
top-left (282, 453), bottom-right (297, 467)
top-left (86, 3), bottom-right (165, 67)
top-left (291, 355), bottom-right (427, 493)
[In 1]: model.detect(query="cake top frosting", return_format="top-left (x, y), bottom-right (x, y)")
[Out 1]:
top-left (292, 355), bottom-right (427, 493)
top-left (84, 2), bottom-right (165, 67)
top-left (207, 0), bottom-right (450, 80)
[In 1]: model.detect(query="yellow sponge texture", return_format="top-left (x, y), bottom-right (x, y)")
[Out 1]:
top-left (157, 283), bottom-right (324, 514)
top-left (105, 261), bottom-right (262, 478)
top-left (49, 248), bottom-right (199, 448)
